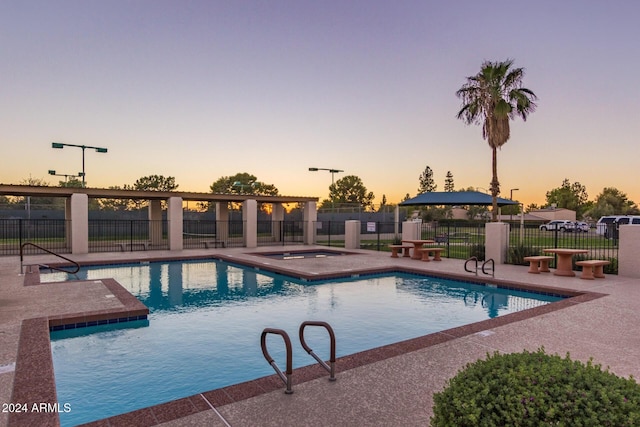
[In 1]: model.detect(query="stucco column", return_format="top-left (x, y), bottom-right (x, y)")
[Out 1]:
top-left (303, 201), bottom-right (317, 245)
top-left (485, 222), bottom-right (510, 264)
top-left (70, 193), bottom-right (89, 254)
top-left (216, 202), bottom-right (229, 240)
top-left (402, 220), bottom-right (420, 241)
top-left (271, 203), bottom-right (284, 243)
top-left (167, 197), bottom-right (183, 250)
top-left (619, 225), bottom-right (640, 278)
top-left (148, 199), bottom-right (163, 246)
top-left (345, 220), bottom-right (361, 249)
top-left (243, 199), bottom-right (257, 248)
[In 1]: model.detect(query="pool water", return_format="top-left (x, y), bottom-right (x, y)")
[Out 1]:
top-left (49, 260), bottom-right (562, 426)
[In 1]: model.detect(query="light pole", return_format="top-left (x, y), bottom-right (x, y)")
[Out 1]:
top-left (309, 167), bottom-right (344, 211)
top-left (51, 142), bottom-right (108, 187)
top-left (510, 188), bottom-right (519, 222)
top-left (48, 170), bottom-right (83, 183)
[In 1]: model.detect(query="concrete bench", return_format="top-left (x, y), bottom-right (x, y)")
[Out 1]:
top-left (417, 247), bottom-right (445, 262)
top-left (388, 244), bottom-right (412, 258)
top-left (203, 240), bottom-right (226, 248)
top-left (118, 242), bottom-right (150, 251)
top-left (523, 256), bottom-right (554, 274)
top-left (575, 260), bottom-right (610, 280)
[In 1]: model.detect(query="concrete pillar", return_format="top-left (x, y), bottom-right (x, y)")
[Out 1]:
top-left (148, 199), bottom-right (163, 246)
top-left (619, 225), bottom-right (640, 278)
top-left (345, 220), bottom-right (361, 249)
top-left (167, 197), bottom-right (183, 250)
top-left (272, 203), bottom-right (285, 243)
top-left (64, 198), bottom-right (72, 249)
top-left (216, 202), bottom-right (229, 240)
top-left (243, 199), bottom-right (257, 248)
top-left (303, 201), bottom-right (318, 245)
top-left (70, 193), bottom-right (89, 254)
top-left (485, 222), bottom-right (510, 264)
top-left (402, 220), bottom-right (420, 241)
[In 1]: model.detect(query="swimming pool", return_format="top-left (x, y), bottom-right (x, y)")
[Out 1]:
top-left (49, 259), bottom-right (563, 426)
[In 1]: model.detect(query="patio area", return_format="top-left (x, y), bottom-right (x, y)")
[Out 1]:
top-left (1, 246), bottom-right (639, 426)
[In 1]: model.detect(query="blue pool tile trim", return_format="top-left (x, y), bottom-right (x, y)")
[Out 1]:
top-left (49, 314), bottom-right (148, 332)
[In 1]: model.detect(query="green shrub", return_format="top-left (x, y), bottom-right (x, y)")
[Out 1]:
top-left (431, 348), bottom-right (640, 426)
top-left (604, 257), bottom-right (618, 274)
top-left (509, 245), bottom-right (541, 265)
top-left (469, 244), bottom-right (485, 261)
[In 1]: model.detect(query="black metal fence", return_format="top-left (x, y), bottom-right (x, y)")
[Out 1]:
top-left (313, 221), bottom-right (347, 248)
top-left (88, 220), bottom-right (168, 252)
top-left (419, 221), bottom-right (486, 260)
top-left (506, 222), bottom-right (619, 274)
top-left (0, 219), bottom-right (70, 255)
top-left (359, 221), bottom-right (402, 251)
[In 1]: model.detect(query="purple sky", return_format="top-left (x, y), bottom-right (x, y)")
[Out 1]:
top-left (2, 0), bottom-right (639, 206)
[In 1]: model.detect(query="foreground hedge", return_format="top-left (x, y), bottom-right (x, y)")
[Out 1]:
top-left (431, 348), bottom-right (640, 426)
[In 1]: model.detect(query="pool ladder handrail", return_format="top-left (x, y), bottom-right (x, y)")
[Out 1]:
top-left (464, 257), bottom-right (495, 277)
top-left (260, 328), bottom-right (294, 394)
top-left (299, 321), bottom-right (336, 381)
top-left (261, 321), bottom-right (337, 394)
top-left (20, 242), bottom-right (80, 277)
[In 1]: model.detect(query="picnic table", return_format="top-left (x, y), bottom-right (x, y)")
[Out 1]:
top-left (543, 248), bottom-right (589, 277)
top-left (402, 239), bottom-right (435, 260)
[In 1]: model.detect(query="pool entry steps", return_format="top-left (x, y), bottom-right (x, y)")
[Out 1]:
top-left (261, 321), bottom-right (337, 394)
top-left (464, 257), bottom-right (495, 277)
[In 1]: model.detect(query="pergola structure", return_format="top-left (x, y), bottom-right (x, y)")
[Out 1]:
top-left (399, 191), bottom-right (519, 207)
top-left (0, 185), bottom-right (319, 253)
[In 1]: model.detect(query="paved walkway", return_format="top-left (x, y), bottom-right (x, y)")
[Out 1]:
top-left (1, 247), bottom-right (639, 426)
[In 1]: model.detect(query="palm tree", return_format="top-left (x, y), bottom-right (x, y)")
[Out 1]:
top-left (456, 59), bottom-right (537, 221)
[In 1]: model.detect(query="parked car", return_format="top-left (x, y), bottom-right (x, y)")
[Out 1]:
top-left (574, 221), bottom-right (590, 232)
top-left (539, 220), bottom-right (575, 232)
top-left (596, 215), bottom-right (640, 236)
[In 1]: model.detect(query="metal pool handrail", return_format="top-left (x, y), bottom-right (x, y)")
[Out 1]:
top-left (464, 256), bottom-right (495, 277)
top-left (20, 242), bottom-right (80, 276)
top-left (260, 328), bottom-right (294, 394)
top-left (299, 321), bottom-right (336, 381)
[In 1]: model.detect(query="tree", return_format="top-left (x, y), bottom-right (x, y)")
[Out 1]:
top-left (133, 175), bottom-right (179, 192)
top-left (456, 59), bottom-right (537, 221)
top-left (545, 179), bottom-right (589, 217)
top-left (418, 166), bottom-right (437, 193)
top-left (58, 177), bottom-right (84, 188)
top-left (98, 185), bottom-right (135, 211)
top-left (586, 187), bottom-right (639, 218)
top-left (209, 172), bottom-right (278, 196)
top-left (444, 171), bottom-right (455, 192)
top-left (325, 175), bottom-right (375, 210)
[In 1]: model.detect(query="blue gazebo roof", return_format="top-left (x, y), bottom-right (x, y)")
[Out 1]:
top-left (399, 191), bottom-right (518, 206)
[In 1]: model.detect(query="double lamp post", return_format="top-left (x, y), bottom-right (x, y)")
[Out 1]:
top-left (51, 142), bottom-right (108, 187)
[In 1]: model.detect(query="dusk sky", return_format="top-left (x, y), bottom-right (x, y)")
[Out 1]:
top-left (2, 1), bottom-right (639, 207)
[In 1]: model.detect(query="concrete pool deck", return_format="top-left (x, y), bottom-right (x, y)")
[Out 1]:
top-left (1, 246), bottom-right (639, 426)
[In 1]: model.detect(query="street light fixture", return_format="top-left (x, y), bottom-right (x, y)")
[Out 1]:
top-left (308, 167), bottom-right (343, 186)
top-left (51, 142), bottom-right (108, 187)
top-left (510, 188), bottom-right (519, 200)
top-left (48, 170), bottom-right (83, 182)
top-left (309, 167), bottom-right (344, 212)
top-left (232, 181), bottom-right (256, 194)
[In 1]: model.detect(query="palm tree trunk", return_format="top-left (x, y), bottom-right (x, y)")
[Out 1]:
top-left (491, 146), bottom-right (499, 222)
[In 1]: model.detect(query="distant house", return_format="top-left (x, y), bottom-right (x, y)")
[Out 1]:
top-left (527, 207), bottom-right (576, 221)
